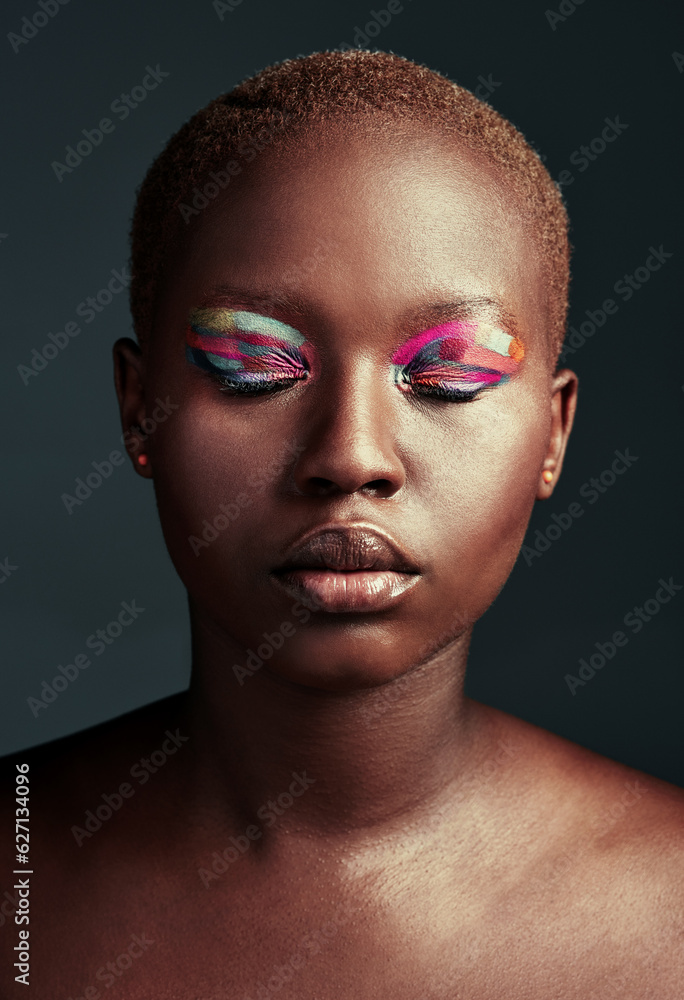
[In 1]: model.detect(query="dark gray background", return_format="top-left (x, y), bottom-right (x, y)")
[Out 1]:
top-left (1, 0), bottom-right (682, 784)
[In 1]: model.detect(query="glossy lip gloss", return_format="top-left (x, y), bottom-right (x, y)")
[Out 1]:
top-left (273, 569), bottom-right (421, 613)
top-left (271, 525), bottom-right (422, 613)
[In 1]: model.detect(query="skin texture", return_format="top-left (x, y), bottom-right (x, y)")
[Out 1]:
top-left (2, 126), bottom-right (683, 1000)
top-left (125, 130), bottom-right (570, 694)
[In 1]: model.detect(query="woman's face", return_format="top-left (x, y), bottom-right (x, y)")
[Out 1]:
top-left (125, 126), bottom-right (574, 690)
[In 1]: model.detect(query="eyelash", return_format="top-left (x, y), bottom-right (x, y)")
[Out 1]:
top-left (212, 372), bottom-right (307, 396)
top-left (409, 384), bottom-right (480, 402)
top-left (191, 311), bottom-right (517, 404)
top-left (197, 353), bottom-right (496, 403)
top-left (396, 368), bottom-right (488, 404)
top-left (209, 368), bottom-right (486, 402)
top-left (190, 345), bottom-right (309, 396)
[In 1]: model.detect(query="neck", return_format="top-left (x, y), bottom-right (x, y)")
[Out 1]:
top-left (183, 609), bottom-right (487, 840)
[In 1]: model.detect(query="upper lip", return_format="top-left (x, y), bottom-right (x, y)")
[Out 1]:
top-left (273, 524), bottom-right (421, 574)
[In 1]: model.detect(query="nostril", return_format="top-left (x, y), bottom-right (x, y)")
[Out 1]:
top-left (300, 477), bottom-right (398, 499)
top-left (363, 478), bottom-right (397, 499)
top-left (308, 477), bottom-right (339, 497)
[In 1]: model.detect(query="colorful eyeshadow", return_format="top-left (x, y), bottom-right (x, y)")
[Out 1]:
top-left (185, 308), bottom-right (313, 390)
top-left (391, 320), bottom-right (525, 399)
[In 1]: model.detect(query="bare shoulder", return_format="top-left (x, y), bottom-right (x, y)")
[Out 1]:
top-left (473, 699), bottom-right (684, 824)
top-left (470, 702), bottom-right (684, 994)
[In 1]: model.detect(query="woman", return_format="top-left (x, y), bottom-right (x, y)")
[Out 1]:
top-left (3, 49), bottom-right (682, 999)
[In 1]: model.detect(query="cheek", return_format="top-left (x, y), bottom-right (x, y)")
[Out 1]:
top-left (148, 401), bottom-right (263, 575)
top-left (146, 393), bottom-right (305, 611)
top-left (415, 400), bottom-right (548, 611)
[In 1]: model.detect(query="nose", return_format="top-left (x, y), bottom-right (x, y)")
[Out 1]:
top-left (291, 366), bottom-right (406, 499)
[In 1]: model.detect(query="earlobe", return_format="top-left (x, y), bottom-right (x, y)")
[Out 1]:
top-left (113, 337), bottom-right (152, 477)
top-left (537, 367), bottom-right (578, 499)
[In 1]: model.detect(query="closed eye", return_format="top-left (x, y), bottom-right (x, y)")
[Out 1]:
top-left (396, 362), bottom-right (506, 402)
top-left (390, 320), bottom-right (523, 402)
top-left (186, 339), bottom-right (310, 397)
top-left (214, 372), bottom-right (307, 396)
top-left (407, 381), bottom-right (481, 402)
top-left (185, 309), bottom-right (314, 398)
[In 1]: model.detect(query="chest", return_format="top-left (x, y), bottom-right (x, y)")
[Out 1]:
top-left (17, 854), bottom-right (669, 1000)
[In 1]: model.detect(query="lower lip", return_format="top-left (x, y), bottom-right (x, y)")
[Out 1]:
top-left (271, 569), bottom-right (421, 613)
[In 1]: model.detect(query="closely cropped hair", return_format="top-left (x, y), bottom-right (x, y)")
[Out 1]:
top-left (130, 49), bottom-right (570, 360)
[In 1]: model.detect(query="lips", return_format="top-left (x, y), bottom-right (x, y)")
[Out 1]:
top-left (271, 525), bottom-right (422, 613)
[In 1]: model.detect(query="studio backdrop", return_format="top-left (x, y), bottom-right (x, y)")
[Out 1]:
top-left (1, 0), bottom-right (682, 785)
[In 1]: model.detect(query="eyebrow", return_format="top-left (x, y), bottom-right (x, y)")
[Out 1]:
top-left (198, 288), bottom-right (521, 338)
top-left (197, 286), bottom-right (312, 319)
top-left (395, 297), bottom-right (521, 338)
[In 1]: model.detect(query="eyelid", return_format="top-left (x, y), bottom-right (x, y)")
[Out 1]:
top-left (186, 311), bottom-right (523, 404)
top-left (185, 307), bottom-right (315, 388)
top-left (401, 364), bottom-right (507, 387)
top-left (186, 345), bottom-right (309, 384)
top-left (392, 320), bottom-right (524, 368)
top-left (391, 319), bottom-right (523, 403)
top-left (190, 308), bottom-right (307, 345)
top-left (397, 369), bottom-right (502, 404)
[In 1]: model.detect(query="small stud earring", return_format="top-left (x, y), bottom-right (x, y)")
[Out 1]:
top-left (137, 454), bottom-right (149, 467)
top-left (542, 470), bottom-right (554, 484)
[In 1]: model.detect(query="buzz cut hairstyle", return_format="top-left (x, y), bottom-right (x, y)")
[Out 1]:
top-left (129, 49), bottom-right (570, 362)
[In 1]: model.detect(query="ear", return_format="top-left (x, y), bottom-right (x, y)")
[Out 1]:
top-left (113, 337), bottom-right (153, 479)
top-left (537, 368), bottom-right (578, 499)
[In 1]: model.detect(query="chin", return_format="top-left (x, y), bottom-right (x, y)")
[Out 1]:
top-left (242, 627), bottom-right (418, 693)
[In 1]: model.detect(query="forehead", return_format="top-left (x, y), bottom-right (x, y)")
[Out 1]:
top-left (164, 125), bottom-right (547, 350)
